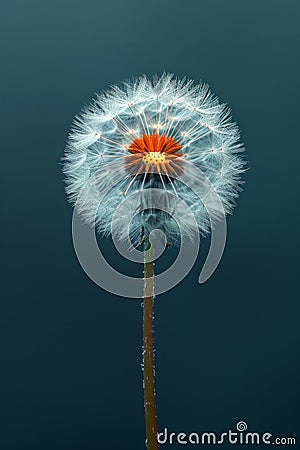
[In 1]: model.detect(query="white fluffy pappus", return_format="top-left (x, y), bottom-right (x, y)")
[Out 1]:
top-left (63, 73), bottom-right (246, 246)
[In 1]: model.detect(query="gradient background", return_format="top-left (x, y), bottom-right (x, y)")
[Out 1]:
top-left (1, 0), bottom-right (299, 448)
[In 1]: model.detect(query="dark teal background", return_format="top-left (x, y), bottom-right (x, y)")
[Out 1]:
top-left (1, 0), bottom-right (299, 448)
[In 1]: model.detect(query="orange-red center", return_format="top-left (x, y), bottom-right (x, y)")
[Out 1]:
top-left (128, 133), bottom-right (183, 156)
top-left (124, 133), bottom-right (184, 178)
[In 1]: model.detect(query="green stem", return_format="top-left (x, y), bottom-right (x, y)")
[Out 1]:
top-left (143, 240), bottom-right (158, 450)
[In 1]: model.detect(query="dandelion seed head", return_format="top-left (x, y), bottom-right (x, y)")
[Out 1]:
top-left (63, 73), bottom-right (246, 245)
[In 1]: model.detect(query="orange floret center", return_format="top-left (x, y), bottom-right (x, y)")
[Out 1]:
top-left (128, 133), bottom-right (183, 156)
top-left (124, 133), bottom-right (184, 179)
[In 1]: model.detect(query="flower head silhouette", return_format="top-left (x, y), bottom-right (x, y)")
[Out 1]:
top-left (63, 74), bottom-right (245, 245)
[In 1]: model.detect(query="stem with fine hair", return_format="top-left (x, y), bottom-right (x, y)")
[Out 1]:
top-left (143, 239), bottom-right (158, 450)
